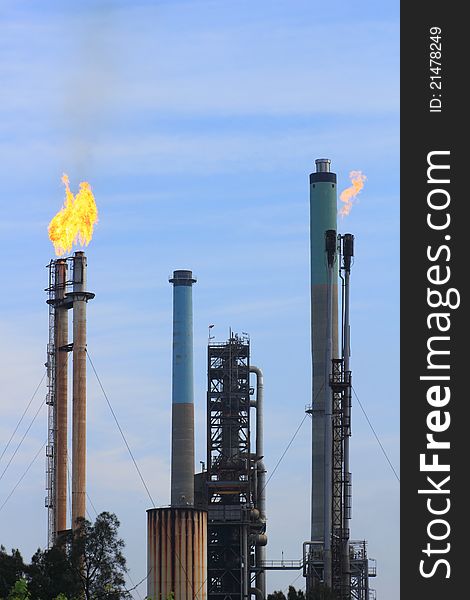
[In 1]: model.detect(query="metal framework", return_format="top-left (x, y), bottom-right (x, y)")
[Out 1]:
top-left (330, 358), bottom-right (351, 598)
top-left (45, 257), bottom-right (80, 546)
top-left (303, 540), bottom-right (376, 600)
top-left (45, 261), bottom-right (57, 549)
top-left (350, 541), bottom-right (376, 600)
top-left (304, 234), bottom-right (376, 599)
top-left (206, 334), bottom-right (261, 600)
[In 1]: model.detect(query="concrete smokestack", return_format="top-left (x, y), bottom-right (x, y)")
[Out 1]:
top-left (146, 270), bottom-right (207, 600)
top-left (54, 259), bottom-right (68, 535)
top-left (169, 270), bottom-right (196, 506)
top-left (309, 159), bottom-right (338, 556)
top-left (70, 251), bottom-right (94, 527)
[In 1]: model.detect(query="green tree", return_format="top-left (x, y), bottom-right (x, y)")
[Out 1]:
top-left (69, 512), bottom-right (130, 600)
top-left (268, 586), bottom-right (336, 600)
top-left (288, 586), bottom-right (305, 600)
top-left (267, 592), bottom-right (286, 600)
top-left (26, 545), bottom-right (80, 600)
top-left (305, 585), bottom-right (338, 600)
top-left (6, 579), bottom-right (30, 600)
top-left (0, 547), bottom-right (26, 599)
top-left (18, 512), bottom-right (128, 600)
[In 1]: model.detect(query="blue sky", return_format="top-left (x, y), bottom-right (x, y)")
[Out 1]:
top-left (0, 1), bottom-right (399, 598)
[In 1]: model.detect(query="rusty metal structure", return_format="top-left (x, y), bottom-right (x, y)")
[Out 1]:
top-left (70, 252), bottom-right (94, 527)
top-left (45, 259), bottom-right (68, 546)
top-left (147, 507), bottom-right (207, 600)
top-left (45, 251), bottom-right (94, 546)
top-left (196, 333), bottom-right (267, 600)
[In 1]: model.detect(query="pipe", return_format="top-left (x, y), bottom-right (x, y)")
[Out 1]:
top-left (250, 508), bottom-right (260, 520)
top-left (250, 366), bottom-right (266, 598)
top-left (55, 259), bottom-right (68, 536)
top-left (169, 270), bottom-right (196, 506)
top-left (342, 234), bottom-right (354, 587)
top-left (71, 251), bottom-right (94, 528)
top-left (250, 533), bottom-right (268, 546)
top-left (250, 366), bottom-right (266, 522)
top-left (251, 588), bottom-right (264, 600)
top-left (242, 523), bottom-right (249, 599)
top-left (315, 158), bottom-right (331, 173)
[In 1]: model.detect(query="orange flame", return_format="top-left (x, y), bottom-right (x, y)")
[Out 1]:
top-left (48, 174), bottom-right (98, 256)
top-left (339, 170), bottom-right (366, 217)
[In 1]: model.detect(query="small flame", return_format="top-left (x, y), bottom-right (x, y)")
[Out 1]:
top-left (339, 170), bottom-right (366, 217)
top-left (48, 174), bottom-right (98, 256)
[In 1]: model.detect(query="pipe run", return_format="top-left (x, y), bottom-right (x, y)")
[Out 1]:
top-left (250, 366), bottom-right (266, 598)
top-left (341, 234), bottom-right (354, 586)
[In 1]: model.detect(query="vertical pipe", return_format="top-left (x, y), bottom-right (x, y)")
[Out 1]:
top-left (169, 270), bottom-right (197, 506)
top-left (55, 259), bottom-right (68, 536)
top-left (71, 251), bottom-right (91, 528)
top-left (242, 523), bottom-right (249, 600)
top-left (342, 234), bottom-right (354, 588)
top-left (250, 366), bottom-right (266, 598)
top-left (309, 159), bottom-right (338, 554)
top-left (342, 267), bottom-right (351, 585)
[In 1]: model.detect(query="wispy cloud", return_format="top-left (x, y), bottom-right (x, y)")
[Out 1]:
top-left (1, 4), bottom-right (398, 121)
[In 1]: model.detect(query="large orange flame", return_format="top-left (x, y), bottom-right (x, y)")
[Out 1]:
top-left (339, 171), bottom-right (366, 217)
top-left (48, 174), bottom-right (98, 256)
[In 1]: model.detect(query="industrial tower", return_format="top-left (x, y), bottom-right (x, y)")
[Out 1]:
top-left (195, 333), bottom-right (267, 600)
top-left (147, 270), bottom-right (207, 600)
top-left (303, 159), bottom-right (376, 599)
top-left (45, 252), bottom-right (94, 547)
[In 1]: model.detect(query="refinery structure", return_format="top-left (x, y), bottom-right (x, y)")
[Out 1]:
top-left (45, 251), bottom-right (94, 545)
top-left (43, 159), bottom-right (376, 599)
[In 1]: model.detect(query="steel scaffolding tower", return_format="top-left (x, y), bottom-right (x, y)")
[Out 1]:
top-left (304, 233), bottom-right (376, 599)
top-left (330, 358), bottom-right (351, 599)
top-left (45, 261), bottom-right (57, 549)
top-left (204, 333), bottom-right (266, 600)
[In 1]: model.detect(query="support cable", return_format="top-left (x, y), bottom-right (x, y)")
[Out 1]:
top-left (283, 572), bottom-right (304, 596)
top-left (0, 400), bottom-right (45, 483)
top-left (87, 492), bottom-right (99, 518)
top-left (86, 350), bottom-right (156, 508)
top-left (125, 570), bottom-right (148, 600)
top-left (258, 382), bottom-right (325, 496)
top-left (66, 454), bottom-right (97, 521)
top-left (67, 454), bottom-right (141, 600)
top-left (0, 372), bottom-right (46, 464)
top-left (262, 413), bottom-right (308, 493)
top-left (352, 386), bottom-right (400, 483)
top-left (86, 350), bottom-right (201, 600)
top-left (0, 441), bottom-right (46, 512)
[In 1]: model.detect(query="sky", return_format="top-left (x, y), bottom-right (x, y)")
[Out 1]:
top-left (0, 1), bottom-right (399, 598)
